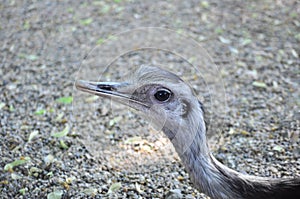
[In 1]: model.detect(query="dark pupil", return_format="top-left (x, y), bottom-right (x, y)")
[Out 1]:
top-left (154, 90), bottom-right (170, 101)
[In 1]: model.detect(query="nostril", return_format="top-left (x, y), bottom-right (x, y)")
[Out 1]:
top-left (97, 85), bottom-right (115, 91)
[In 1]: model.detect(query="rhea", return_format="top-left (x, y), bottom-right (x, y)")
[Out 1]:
top-left (76, 65), bottom-right (300, 199)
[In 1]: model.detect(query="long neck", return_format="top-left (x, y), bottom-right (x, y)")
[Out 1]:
top-left (166, 102), bottom-right (300, 199)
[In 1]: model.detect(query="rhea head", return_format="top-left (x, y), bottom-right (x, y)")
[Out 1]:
top-left (75, 65), bottom-right (207, 155)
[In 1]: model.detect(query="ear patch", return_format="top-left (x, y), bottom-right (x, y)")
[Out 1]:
top-left (180, 99), bottom-right (190, 117)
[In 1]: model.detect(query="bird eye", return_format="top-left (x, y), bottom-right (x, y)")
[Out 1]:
top-left (154, 89), bottom-right (171, 102)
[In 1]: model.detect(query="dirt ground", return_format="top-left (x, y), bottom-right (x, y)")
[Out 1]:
top-left (1, 0), bottom-right (299, 198)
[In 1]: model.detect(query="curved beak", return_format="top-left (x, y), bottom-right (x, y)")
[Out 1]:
top-left (75, 80), bottom-right (149, 110)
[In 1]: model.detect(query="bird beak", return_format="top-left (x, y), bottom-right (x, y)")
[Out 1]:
top-left (75, 80), bottom-right (149, 110)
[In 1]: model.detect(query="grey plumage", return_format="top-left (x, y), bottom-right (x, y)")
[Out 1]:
top-left (76, 65), bottom-right (300, 199)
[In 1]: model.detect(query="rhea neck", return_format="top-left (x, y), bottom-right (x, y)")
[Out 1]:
top-left (162, 101), bottom-right (300, 199)
top-left (164, 101), bottom-right (235, 199)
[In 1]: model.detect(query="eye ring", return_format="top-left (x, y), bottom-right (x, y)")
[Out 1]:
top-left (154, 88), bottom-right (172, 102)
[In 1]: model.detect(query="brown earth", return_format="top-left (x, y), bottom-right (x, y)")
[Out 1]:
top-left (0, 0), bottom-right (299, 198)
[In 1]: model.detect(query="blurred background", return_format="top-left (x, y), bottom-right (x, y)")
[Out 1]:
top-left (1, 0), bottom-right (299, 198)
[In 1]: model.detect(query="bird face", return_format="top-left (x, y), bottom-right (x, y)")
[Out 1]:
top-left (75, 65), bottom-right (199, 140)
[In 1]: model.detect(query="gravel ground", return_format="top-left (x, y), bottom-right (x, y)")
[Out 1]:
top-left (1, 0), bottom-right (299, 198)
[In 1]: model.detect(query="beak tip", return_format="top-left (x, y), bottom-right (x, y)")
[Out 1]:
top-left (75, 80), bottom-right (89, 90)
